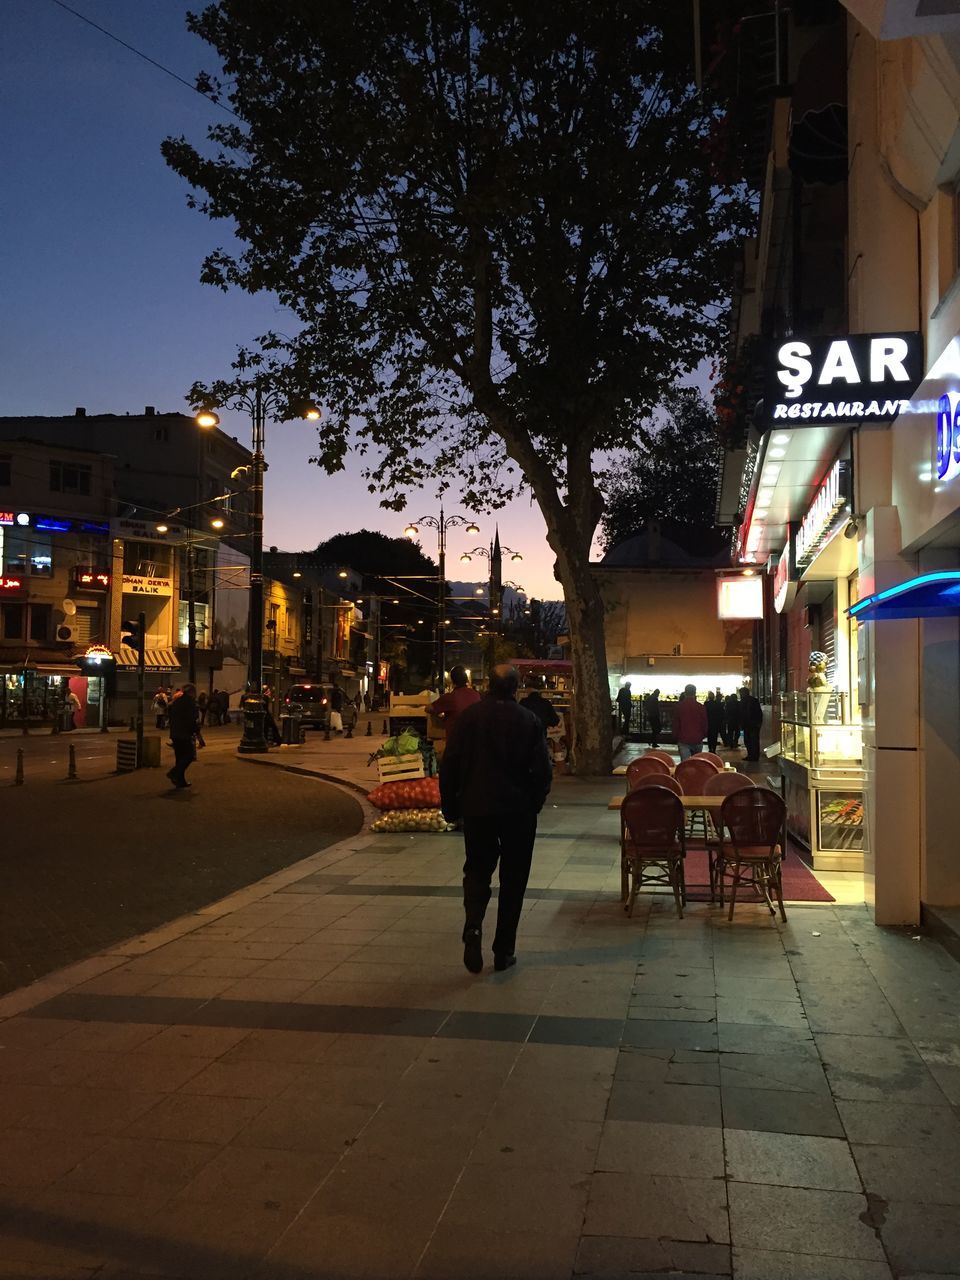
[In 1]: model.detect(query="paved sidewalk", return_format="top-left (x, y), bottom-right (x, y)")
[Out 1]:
top-left (0, 774), bottom-right (958, 1278)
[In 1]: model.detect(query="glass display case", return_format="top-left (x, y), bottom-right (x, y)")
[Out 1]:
top-left (779, 692), bottom-right (865, 871)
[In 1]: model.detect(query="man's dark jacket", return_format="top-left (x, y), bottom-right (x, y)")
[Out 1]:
top-left (167, 692), bottom-right (199, 739)
top-left (739, 693), bottom-right (763, 728)
top-left (520, 691), bottom-right (560, 734)
top-left (439, 694), bottom-right (553, 821)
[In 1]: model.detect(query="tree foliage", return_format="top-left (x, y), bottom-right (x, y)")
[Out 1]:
top-left (599, 387), bottom-right (726, 553)
top-left (163, 1), bottom-right (752, 771)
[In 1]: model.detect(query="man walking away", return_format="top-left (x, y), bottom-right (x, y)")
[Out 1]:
top-left (645, 688), bottom-right (662, 749)
top-left (739, 686), bottom-right (764, 761)
top-left (672, 683), bottom-right (708, 761)
top-left (429, 664), bottom-right (481, 739)
top-left (329, 682), bottom-right (344, 733)
top-left (616, 681), bottom-right (633, 735)
top-left (519, 686), bottom-right (560, 735)
top-left (705, 691), bottom-right (724, 754)
top-left (167, 683), bottom-right (203, 788)
top-left (440, 664), bottom-right (552, 975)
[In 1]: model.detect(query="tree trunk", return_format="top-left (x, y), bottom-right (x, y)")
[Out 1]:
top-left (548, 529), bottom-right (613, 777)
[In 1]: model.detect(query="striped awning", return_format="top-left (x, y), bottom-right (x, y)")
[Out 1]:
top-left (116, 646), bottom-right (181, 673)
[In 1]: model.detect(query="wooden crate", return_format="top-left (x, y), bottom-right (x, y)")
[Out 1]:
top-left (376, 752), bottom-right (425, 784)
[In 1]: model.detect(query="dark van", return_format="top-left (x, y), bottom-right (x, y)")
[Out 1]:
top-left (284, 684), bottom-right (333, 729)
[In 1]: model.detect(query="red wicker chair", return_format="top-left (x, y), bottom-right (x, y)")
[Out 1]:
top-left (642, 749), bottom-right (675, 768)
top-left (625, 756), bottom-right (671, 791)
top-left (717, 787), bottom-right (788, 922)
top-left (703, 772), bottom-right (756, 899)
top-left (620, 785), bottom-right (687, 918)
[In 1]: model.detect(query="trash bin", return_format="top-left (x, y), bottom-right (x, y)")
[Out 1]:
top-left (280, 713), bottom-right (302, 745)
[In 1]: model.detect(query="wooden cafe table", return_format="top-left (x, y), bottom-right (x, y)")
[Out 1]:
top-left (608, 793), bottom-right (726, 903)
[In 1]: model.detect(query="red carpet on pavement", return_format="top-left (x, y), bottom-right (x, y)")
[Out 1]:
top-left (681, 844), bottom-right (835, 903)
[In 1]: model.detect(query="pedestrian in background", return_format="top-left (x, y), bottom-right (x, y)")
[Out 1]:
top-left (152, 688), bottom-right (168, 730)
top-left (520, 686), bottom-right (560, 736)
top-left (166, 683), bottom-right (203, 789)
top-left (197, 689), bottom-right (209, 727)
top-left (724, 691), bottom-right (741, 749)
top-left (672, 683), bottom-right (707, 760)
top-left (430, 664), bottom-right (481, 739)
top-left (439, 663), bottom-right (552, 975)
top-left (328, 682), bottom-right (345, 733)
top-left (645, 688), bottom-right (662, 749)
top-left (616, 681), bottom-right (633, 735)
top-left (705, 690), bottom-right (724, 754)
top-left (64, 688), bottom-right (81, 731)
top-left (739, 686), bottom-right (764, 762)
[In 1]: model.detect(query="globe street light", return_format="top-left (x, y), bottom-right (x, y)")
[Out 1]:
top-left (195, 385), bottom-right (320, 753)
top-left (402, 506), bottom-right (479, 689)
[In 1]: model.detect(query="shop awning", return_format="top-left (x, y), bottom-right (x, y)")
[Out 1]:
top-left (847, 572), bottom-right (960, 621)
top-left (116, 646), bottom-right (181, 673)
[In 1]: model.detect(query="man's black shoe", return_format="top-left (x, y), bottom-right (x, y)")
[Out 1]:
top-left (494, 953), bottom-right (517, 972)
top-left (463, 928), bottom-right (483, 974)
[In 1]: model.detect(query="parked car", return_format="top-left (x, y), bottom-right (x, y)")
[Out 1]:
top-left (284, 683), bottom-right (334, 729)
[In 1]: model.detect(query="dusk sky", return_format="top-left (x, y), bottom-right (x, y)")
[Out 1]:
top-left (2, 0), bottom-right (564, 597)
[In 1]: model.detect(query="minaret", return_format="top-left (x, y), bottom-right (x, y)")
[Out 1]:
top-left (491, 526), bottom-right (503, 616)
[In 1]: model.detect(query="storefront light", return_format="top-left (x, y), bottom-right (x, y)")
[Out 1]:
top-left (15, 513), bottom-right (30, 526)
top-left (772, 434), bottom-right (791, 445)
top-left (768, 447), bottom-right (787, 459)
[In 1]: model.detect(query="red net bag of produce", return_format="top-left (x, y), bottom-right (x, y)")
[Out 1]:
top-left (367, 776), bottom-right (441, 810)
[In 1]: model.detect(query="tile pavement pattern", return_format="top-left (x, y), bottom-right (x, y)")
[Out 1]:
top-left (0, 783), bottom-right (958, 1278)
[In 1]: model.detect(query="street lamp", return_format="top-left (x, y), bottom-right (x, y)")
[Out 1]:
top-left (402, 506), bottom-right (479, 689)
top-left (194, 386), bottom-right (320, 753)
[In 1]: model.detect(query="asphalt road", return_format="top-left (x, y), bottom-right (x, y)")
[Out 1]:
top-left (0, 733), bottom-right (364, 996)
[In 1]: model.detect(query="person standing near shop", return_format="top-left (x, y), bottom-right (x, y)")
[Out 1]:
top-left (439, 664), bottom-right (552, 975)
top-left (63, 688), bottom-right (81, 731)
top-left (645, 688), bottom-right (662, 749)
top-left (152, 688), bottom-right (169, 730)
top-left (705, 690), bottom-right (724, 754)
top-left (672, 683), bottom-right (708, 760)
top-left (723, 691), bottom-right (741, 749)
top-left (519, 686), bottom-right (560, 736)
top-left (616, 681), bottom-right (633, 735)
top-left (166, 683), bottom-right (204, 789)
top-left (739, 685), bottom-right (764, 762)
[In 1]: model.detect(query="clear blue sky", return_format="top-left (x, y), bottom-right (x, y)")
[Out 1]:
top-left (1, 0), bottom-right (560, 596)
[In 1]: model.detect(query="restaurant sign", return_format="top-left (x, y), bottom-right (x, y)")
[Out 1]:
top-left (762, 332), bottom-right (923, 427)
top-left (121, 573), bottom-right (172, 597)
top-left (796, 460), bottom-right (850, 570)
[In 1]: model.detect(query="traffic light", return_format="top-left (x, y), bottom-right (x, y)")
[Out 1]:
top-left (121, 618), bottom-right (144, 649)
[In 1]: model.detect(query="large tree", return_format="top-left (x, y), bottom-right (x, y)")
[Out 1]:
top-left (164, 1), bottom-right (751, 773)
top-left (599, 387), bottom-right (727, 553)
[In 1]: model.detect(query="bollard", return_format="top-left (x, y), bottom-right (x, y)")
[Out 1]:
top-left (67, 744), bottom-right (77, 780)
top-left (382, 719), bottom-right (388, 735)
top-left (345, 719), bottom-right (354, 740)
top-left (365, 719), bottom-right (372, 736)
top-left (15, 748), bottom-right (24, 785)
top-left (324, 721), bottom-right (331, 742)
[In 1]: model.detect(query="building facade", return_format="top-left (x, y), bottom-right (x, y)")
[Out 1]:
top-left (717, 1), bottom-right (960, 923)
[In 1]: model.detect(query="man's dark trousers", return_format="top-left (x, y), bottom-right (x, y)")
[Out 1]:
top-left (743, 726), bottom-right (761, 761)
top-left (169, 737), bottom-right (194, 786)
top-left (462, 813), bottom-right (537, 957)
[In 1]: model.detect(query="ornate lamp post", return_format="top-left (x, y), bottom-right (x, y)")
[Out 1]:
top-left (195, 385), bottom-right (319, 752)
top-left (403, 507), bottom-right (479, 689)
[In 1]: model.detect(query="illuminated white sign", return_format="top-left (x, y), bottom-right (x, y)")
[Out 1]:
top-left (762, 332), bottom-right (923, 427)
top-left (717, 576), bottom-right (764, 620)
top-left (122, 574), bottom-right (172, 597)
top-left (936, 391), bottom-right (960, 482)
top-left (773, 536), bottom-right (797, 614)
top-left (796, 460), bottom-right (849, 568)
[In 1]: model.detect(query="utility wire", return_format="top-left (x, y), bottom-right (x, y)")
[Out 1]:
top-left (48, 0), bottom-right (241, 120)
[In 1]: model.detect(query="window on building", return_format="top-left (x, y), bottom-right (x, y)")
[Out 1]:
top-left (1, 603), bottom-right (24, 639)
top-left (177, 600), bottom-right (210, 647)
top-left (29, 604), bottom-right (51, 641)
top-left (154, 426), bottom-right (169, 442)
top-left (123, 541), bottom-right (171, 577)
top-left (3, 530), bottom-right (53, 577)
top-left (74, 606), bottom-right (101, 646)
top-left (0, 455), bottom-right (10, 486)
top-left (49, 460), bottom-right (92, 495)
top-left (284, 606), bottom-right (295, 639)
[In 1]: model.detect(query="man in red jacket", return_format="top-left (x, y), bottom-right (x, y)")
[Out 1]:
top-left (672, 684), bottom-right (708, 761)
